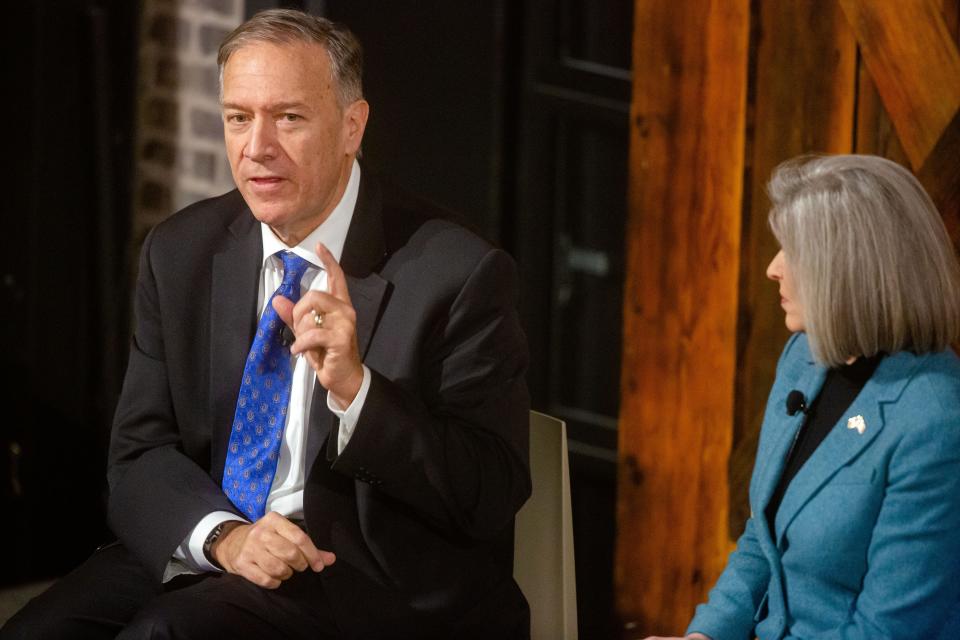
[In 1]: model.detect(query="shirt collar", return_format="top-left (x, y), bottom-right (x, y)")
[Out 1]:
top-left (259, 159), bottom-right (361, 269)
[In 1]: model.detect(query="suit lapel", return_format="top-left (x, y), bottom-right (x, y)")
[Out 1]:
top-left (349, 273), bottom-right (390, 359)
top-left (209, 209), bottom-right (262, 483)
top-left (339, 169), bottom-right (390, 360)
top-left (305, 170), bottom-right (390, 471)
top-left (771, 351), bottom-right (922, 543)
top-left (303, 273), bottom-right (389, 472)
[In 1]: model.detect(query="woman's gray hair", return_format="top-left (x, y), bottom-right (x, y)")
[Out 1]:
top-left (217, 9), bottom-right (363, 107)
top-left (768, 154), bottom-right (960, 367)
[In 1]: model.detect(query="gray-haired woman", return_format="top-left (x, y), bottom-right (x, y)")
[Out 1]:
top-left (648, 154), bottom-right (960, 640)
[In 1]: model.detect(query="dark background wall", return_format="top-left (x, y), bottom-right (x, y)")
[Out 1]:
top-left (3, 2), bottom-right (631, 637)
top-left (2, 0), bottom-right (137, 583)
top-left (322, 0), bottom-right (516, 242)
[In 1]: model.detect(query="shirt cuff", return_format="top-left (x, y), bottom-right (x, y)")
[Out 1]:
top-left (170, 511), bottom-right (249, 576)
top-left (328, 364), bottom-right (371, 454)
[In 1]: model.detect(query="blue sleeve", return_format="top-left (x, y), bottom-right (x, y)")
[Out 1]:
top-left (686, 514), bottom-right (769, 640)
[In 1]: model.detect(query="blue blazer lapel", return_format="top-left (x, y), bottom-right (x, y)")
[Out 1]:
top-left (755, 359), bottom-right (827, 518)
top-left (771, 351), bottom-right (921, 544)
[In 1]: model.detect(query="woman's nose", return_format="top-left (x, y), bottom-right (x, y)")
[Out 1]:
top-left (766, 250), bottom-right (784, 281)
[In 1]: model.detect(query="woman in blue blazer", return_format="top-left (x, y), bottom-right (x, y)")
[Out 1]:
top-left (649, 154), bottom-right (960, 640)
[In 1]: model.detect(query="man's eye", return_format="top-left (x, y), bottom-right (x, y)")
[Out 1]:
top-left (226, 113), bottom-right (248, 124)
top-left (282, 113), bottom-right (301, 122)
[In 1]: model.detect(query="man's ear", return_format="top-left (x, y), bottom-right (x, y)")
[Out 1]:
top-left (343, 99), bottom-right (369, 156)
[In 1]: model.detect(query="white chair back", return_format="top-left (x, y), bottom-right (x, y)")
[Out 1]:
top-left (514, 410), bottom-right (578, 640)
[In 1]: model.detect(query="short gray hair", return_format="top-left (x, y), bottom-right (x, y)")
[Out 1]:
top-left (217, 9), bottom-right (363, 107)
top-left (768, 154), bottom-right (960, 367)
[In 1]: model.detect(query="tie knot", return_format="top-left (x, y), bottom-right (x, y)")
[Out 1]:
top-left (278, 252), bottom-right (311, 289)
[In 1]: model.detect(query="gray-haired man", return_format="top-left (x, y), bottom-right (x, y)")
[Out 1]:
top-left (2, 9), bottom-right (530, 639)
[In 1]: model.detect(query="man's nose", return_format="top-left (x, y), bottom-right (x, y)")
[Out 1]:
top-left (244, 119), bottom-right (278, 162)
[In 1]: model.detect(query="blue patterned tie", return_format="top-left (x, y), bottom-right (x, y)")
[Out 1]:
top-left (223, 251), bottom-right (311, 520)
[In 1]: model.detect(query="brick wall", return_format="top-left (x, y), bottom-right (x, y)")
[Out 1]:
top-left (132, 0), bottom-right (243, 250)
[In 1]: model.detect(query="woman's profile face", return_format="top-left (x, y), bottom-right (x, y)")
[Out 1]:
top-left (767, 250), bottom-right (805, 332)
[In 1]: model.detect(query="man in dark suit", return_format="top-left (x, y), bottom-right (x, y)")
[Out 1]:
top-left (2, 9), bottom-right (530, 640)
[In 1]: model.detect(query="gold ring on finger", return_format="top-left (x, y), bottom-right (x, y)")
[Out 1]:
top-left (311, 308), bottom-right (325, 329)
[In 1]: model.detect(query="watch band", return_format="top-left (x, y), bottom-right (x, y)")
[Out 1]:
top-left (202, 520), bottom-right (238, 570)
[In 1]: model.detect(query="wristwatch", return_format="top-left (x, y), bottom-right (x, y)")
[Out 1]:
top-left (203, 520), bottom-right (239, 569)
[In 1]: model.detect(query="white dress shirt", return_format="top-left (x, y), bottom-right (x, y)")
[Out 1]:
top-left (165, 160), bottom-right (372, 579)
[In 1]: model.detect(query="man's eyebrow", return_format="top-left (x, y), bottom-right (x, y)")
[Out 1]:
top-left (220, 101), bottom-right (310, 111)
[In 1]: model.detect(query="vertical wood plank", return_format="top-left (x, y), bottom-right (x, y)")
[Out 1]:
top-left (854, 60), bottom-right (910, 168)
top-left (617, 0), bottom-right (749, 633)
top-left (919, 109), bottom-right (960, 243)
top-left (925, 0), bottom-right (960, 242)
top-left (731, 0), bottom-right (858, 536)
top-left (941, 0), bottom-right (960, 42)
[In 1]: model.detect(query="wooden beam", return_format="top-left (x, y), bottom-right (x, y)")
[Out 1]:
top-left (839, 0), bottom-right (960, 169)
top-left (731, 0), bottom-right (858, 537)
top-left (617, 0), bottom-right (749, 633)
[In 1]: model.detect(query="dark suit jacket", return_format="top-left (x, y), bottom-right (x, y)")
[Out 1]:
top-left (106, 170), bottom-right (532, 638)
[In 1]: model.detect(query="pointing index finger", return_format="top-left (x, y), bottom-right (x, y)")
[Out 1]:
top-left (315, 242), bottom-right (351, 304)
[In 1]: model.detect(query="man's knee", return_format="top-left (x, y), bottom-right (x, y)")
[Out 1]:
top-left (118, 600), bottom-right (200, 640)
top-left (118, 591), bottom-right (237, 640)
top-left (1, 603), bottom-right (49, 640)
top-left (1, 598), bottom-right (113, 640)
top-left (1, 544), bottom-right (159, 640)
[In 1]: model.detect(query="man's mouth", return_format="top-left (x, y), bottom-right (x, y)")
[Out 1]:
top-left (247, 176), bottom-right (286, 192)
